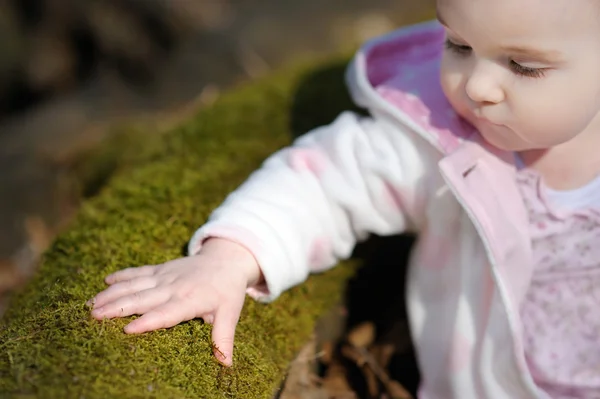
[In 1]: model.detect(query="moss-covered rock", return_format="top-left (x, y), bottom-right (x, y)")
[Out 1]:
top-left (0, 57), bottom-right (368, 398)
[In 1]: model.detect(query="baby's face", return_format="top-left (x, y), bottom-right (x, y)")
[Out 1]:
top-left (437, 0), bottom-right (600, 151)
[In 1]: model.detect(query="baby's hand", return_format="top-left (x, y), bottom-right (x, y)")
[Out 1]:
top-left (88, 238), bottom-right (262, 366)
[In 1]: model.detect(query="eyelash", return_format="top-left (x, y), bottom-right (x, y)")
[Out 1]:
top-left (444, 39), bottom-right (547, 79)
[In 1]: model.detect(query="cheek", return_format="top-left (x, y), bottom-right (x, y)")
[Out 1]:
top-left (440, 56), bottom-right (468, 115)
top-left (512, 85), bottom-right (600, 146)
top-left (439, 57), bottom-right (455, 98)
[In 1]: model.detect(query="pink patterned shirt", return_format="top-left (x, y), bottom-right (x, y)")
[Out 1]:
top-left (517, 167), bottom-right (600, 398)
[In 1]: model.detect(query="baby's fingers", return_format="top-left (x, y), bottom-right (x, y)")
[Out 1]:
top-left (92, 277), bottom-right (157, 308)
top-left (91, 287), bottom-right (169, 320)
top-left (105, 265), bottom-right (156, 285)
top-left (211, 302), bottom-right (244, 367)
top-left (123, 301), bottom-right (195, 334)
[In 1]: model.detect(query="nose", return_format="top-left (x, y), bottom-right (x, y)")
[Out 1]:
top-left (464, 62), bottom-right (505, 105)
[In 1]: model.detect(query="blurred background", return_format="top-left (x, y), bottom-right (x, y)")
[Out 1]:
top-left (0, 0), bottom-right (435, 307)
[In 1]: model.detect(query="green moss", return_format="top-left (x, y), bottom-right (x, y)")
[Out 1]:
top-left (0, 57), bottom-right (365, 398)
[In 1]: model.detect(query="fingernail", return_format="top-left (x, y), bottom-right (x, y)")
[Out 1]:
top-left (219, 352), bottom-right (231, 365)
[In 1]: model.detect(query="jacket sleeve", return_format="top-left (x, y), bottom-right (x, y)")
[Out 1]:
top-left (187, 111), bottom-right (434, 302)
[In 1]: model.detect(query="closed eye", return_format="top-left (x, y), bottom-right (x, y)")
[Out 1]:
top-left (509, 61), bottom-right (547, 78)
top-left (445, 39), bottom-right (548, 79)
top-left (444, 39), bottom-right (471, 56)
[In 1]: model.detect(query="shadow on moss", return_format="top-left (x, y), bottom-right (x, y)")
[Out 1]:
top-left (288, 59), bottom-right (367, 139)
top-left (0, 55), bottom-right (419, 399)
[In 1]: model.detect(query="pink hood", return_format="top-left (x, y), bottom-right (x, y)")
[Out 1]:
top-left (346, 20), bottom-right (479, 155)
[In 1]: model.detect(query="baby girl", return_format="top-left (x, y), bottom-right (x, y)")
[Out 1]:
top-left (88, 0), bottom-right (600, 397)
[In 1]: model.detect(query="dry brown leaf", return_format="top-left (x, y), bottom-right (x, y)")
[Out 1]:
top-left (322, 359), bottom-right (357, 399)
top-left (347, 322), bottom-right (376, 348)
top-left (341, 344), bottom-right (412, 399)
top-left (319, 340), bottom-right (335, 366)
top-left (279, 335), bottom-right (327, 399)
top-left (371, 343), bottom-right (396, 372)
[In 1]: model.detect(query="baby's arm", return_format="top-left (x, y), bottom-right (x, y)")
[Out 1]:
top-left (89, 110), bottom-right (431, 366)
top-left (190, 111), bottom-right (430, 301)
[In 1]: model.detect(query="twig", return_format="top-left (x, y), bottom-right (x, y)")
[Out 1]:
top-left (341, 344), bottom-right (412, 399)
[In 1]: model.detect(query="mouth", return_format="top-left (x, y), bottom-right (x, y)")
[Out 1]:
top-left (472, 113), bottom-right (501, 127)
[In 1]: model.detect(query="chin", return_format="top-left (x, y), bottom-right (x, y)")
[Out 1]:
top-left (478, 129), bottom-right (528, 152)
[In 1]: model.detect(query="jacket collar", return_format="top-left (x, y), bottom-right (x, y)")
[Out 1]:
top-left (347, 20), bottom-right (534, 306)
top-left (347, 20), bottom-right (473, 154)
top-left (440, 137), bottom-right (534, 306)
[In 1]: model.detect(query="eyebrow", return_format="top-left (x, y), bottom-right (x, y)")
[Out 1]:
top-left (498, 45), bottom-right (563, 61)
top-left (436, 8), bottom-right (563, 62)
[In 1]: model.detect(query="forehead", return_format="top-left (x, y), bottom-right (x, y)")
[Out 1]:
top-left (436, 0), bottom-right (600, 44)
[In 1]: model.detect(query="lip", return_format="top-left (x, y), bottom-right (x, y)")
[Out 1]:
top-left (473, 114), bottom-right (501, 127)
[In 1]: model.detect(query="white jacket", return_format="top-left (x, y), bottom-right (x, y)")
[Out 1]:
top-left (189, 20), bottom-right (544, 399)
